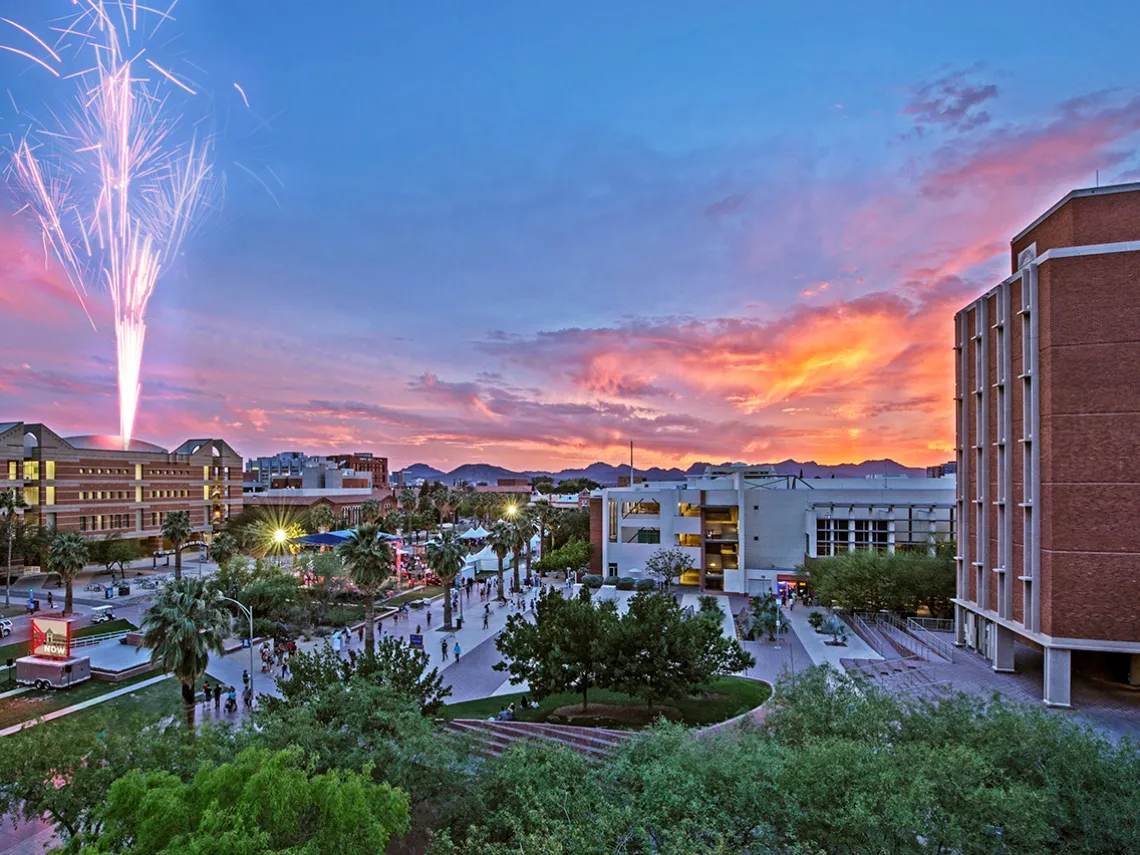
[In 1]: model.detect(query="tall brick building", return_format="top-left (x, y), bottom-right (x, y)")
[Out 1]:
top-left (954, 183), bottom-right (1140, 706)
top-left (1, 422), bottom-right (242, 555)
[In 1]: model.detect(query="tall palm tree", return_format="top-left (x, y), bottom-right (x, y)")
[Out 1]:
top-left (504, 515), bottom-right (528, 593)
top-left (425, 528), bottom-right (465, 630)
top-left (308, 503), bottom-right (339, 533)
top-left (161, 510), bottom-right (194, 580)
top-left (46, 531), bottom-right (88, 615)
top-left (1, 489), bottom-right (28, 607)
top-left (399, 488), bottom-right (418, 539)
top-left (488, 519), bottom-right (511, 601)
top-left (141, 577), bottom-right (228, 725)
top-left (360, 498), bottom-right (382, 524)
top-left (516, 507), bottom-right (539, 578)
top-left (531, 498), bottom-right (556, 560)
top-left (336, 522), bottom-right (394, 657)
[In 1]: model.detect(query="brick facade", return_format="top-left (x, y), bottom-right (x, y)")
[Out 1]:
top-left (955, 182), bottom-right (1140, 706)
top-left (0, 422), bottom-right (242, 551)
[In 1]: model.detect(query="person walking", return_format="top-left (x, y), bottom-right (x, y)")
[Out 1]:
top-left (454, 641), bottom-right (461, 662)
top-left (213, 682), bottom-right (222, 710)
top-left (201, 680), bottom-right (211, 712)
top-left (242, 669), bottom-right (249, 690)
top-left (483, 610), bottom-right (489, 630)
top-left (426, 609), bottom-right (432, 627)
top-left (47, 591), bottom-right (53, 609)
top-left (441, 638), bottom-right (448, 661)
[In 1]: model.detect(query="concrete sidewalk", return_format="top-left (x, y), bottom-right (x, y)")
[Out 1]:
top-left (784, 605), bottom-right (881, 667)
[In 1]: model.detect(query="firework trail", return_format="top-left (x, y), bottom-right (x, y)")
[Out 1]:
top-left (3, 0), bottom-right (213, 449)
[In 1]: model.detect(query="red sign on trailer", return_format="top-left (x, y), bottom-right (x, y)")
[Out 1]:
top-left (31, 617), bottom-right (72, 659)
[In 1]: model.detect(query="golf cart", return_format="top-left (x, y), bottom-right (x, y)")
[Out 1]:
top-left (90, 605), bottom-right (116, 624)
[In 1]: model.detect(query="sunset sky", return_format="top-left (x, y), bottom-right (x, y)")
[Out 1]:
top-left (4, 0), bottom-right (1140, 472)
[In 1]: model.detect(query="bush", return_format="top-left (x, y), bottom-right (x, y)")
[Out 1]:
top-left (615, 577), bottom-right (635, 590)
top-left (636, 578), bottom-right (657, 591)
top-left (698, 594), bottom-right (721, 614)
top-left (807, 610), bottom-right (825, 631)
top-left (326, 606), bottom-right (362, 627)
top-left (583, 574), bottom-right (603, 589)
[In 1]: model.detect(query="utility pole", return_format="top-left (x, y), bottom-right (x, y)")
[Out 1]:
top-left (630, 440), bottom-right (634, 487)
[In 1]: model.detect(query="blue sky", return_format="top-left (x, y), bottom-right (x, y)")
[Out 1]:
top-left (3, 0), bottom-right (1140, 469)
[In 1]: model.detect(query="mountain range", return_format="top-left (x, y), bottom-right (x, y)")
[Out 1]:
top-left (395, 458), bottom-right (931, 487)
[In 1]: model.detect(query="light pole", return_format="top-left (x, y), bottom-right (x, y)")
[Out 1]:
top-left (774, 606), bottom-right (782, 651)
top-left (219, 595), bottom-right (255, 704)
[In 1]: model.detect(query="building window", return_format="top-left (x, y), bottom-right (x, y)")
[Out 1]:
top-left (24, 461), bottom-right (39, 480)
top-left (678, 502), bottom-right (701, 517)
top-left (621, 500), bottom-right (660, 516)
top-left (23, 486), bottom-right (38, 505)
top-left (136, 464), bottom-right (143, 480)
top-left (677, 533), bottom-right (700, 547)
top-left (7, 461), bottom-right (16, 480)
top-left (607, 501), bottom-right (618, 542)
top-left (816, 518), bottom-right (850, 557)
top-left (607, 562), bottom-right (618, 578)
top-left (44, 486), bottom-right (55, 505)
top-left (44, 461), bottom-right (55, 480)
top-left (136, 486), bottom-right (142, 502)
top-left (80, 516), bottom-right (87, 532)
top-left (632, 529), bottom-right (661, 544)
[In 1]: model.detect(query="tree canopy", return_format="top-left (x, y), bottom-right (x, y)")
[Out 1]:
top-left (799, 541), bottom-right (956, 616)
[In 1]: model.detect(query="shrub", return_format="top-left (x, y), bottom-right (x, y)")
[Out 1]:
top-left (615, 577), bottom-right (635, 590)
top-left (635, 578), bottom-right (656, 592)
top-left (807, 610), bottom-right (825, 631)
top-left (583, 574), bottom-right (603, 589)
top-left (698, 594), bottom-right (721, 614)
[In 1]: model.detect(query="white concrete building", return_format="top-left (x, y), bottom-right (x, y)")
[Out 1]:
top-left (590, 466), bottom-right (956, 595)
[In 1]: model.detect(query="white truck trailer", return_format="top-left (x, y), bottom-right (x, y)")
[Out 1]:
top-left (15, 655), bottom-right (92, 690)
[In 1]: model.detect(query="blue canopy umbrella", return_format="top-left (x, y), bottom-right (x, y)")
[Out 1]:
top-left (291, 529), bottom-right (400, 547)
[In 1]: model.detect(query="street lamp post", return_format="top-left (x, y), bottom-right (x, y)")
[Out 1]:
top-left (774, 607), bottom-right (782, 651)
top-left (219, 595), bottom-right (255, 705)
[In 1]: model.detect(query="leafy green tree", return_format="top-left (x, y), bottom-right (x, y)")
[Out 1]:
top-left (611, 592), bottom-right (754, 710)
top-left (534, 537), bottom-right (590, 574)
top-left (46, 531), bottom-right (89, 615)
top-left (77, 747), bottom-right (409, 855)
top-left (141, 577), bottom-right (228, 724)
top-left (643, 546), bottom-right (692, 589)
top-left (92, 533), bottom-right (141, 581)
top-left (494, 586), bottom-right (620, 711)
top-left (426, 528), bottom-right (465, 629)
top-left (160, 509), bottom-right (194, 580)
top-left (208, 530), bottom-right (238, 567)
top-left (1, 487), bottom-right (28, 606)
top-left (799, 542), bottom-right (956, 617)
top-left (274, 636), bottom-right (451, 715)
top-left (488, 519), bottom-right (511, 601)
top-left (551, 506), bottom-right (589, 548)
top-left (555, 477), bottom-right (600, 493)
top-left (336, 522), bottom-right (394, 656)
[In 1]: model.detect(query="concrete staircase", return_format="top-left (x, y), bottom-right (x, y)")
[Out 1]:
top-left (443, 719), bottom-right (633, 761)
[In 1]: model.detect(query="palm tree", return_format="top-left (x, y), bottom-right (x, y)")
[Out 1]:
top-left (531, 498), bottom-right (556, 559)
top-left (141, 577), bottom-right (228, 725)
top-left (399, 488), bottom-right (417, 539)
top-left (1, 489), bottom-right (28, 608)
top-left (360, 498), bottom-right (382, 524)
top-left (161, 510), bottom-right (194, 580)
top-left (46, 531), bottom-right (88, 615)
top-left (519, 506), bottom-right (539, 575)
top-left (425, 528), bottom-right (465, 630)
top-left (209, 531), bottom-right (238, 567)
top-left (488, 519), bottom-right (511, 601)
top-left (504, 515), bottom-right (528, 593)
top-left (308, 503), bottom-right (338, 533)
top-left (336, 522), bottom-right (394, 657)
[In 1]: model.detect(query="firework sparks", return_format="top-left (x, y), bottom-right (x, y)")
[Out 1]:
top-left (4, 1), bottom-right (213, 449)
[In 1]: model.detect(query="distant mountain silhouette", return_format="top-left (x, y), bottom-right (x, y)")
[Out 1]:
top-left (395, 457), bottom-right (928, 486)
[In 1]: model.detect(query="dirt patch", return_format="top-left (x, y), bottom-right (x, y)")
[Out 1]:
top-left (549, 702), bottom-right (684, 725)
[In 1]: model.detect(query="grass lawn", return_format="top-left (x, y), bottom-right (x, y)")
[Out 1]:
top-left (442, 676), bottom-right (771, 729)
top-left (380, 586), bottom-right (444, 608)
top-left (0, 618), bottom-right (138, 664)
top-left (62, 671), bottom-right (226, 730)
top-left (0, 667), bottom-right (165, 730)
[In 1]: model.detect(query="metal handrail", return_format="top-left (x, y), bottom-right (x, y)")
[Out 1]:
top-left (906, 618), bottom-right (956, 662)
top-left (72, 629), bottom-right (131, 648)
top-left (846, 612), bottom-right (886, 656)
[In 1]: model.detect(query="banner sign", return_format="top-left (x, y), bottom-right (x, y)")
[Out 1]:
top-left (409, 634), bottom-right (423, 650)
top-left (32, 618), bottom-right (72, 659)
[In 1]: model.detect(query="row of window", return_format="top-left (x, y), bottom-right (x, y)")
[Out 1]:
top-left (80, 514), bottom-right (132, 532)
top-left (816, 519), bottom-right (891, 556)
top-left (78, 466), bottom-right (131, 476)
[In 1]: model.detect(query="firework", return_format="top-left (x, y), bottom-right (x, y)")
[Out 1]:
top-left (4, 1), bottom-right (213, 449)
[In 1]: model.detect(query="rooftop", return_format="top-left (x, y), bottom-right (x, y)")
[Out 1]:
top-left (63, 435), bottom-right (168, 453)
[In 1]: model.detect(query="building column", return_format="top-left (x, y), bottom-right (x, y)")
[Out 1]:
top-left (1128, 654), bottom-right (1140, 688)
top-left (992, 624), bottom-right (1015, 673)
top-left (1043, 647), bottom-right (1071, 708)
top-left (954, 604), bottom-right (968, 647)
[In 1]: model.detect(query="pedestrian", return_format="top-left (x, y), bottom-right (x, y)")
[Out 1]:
top-left (357, 625), bottom-right (364, 643)
top-left (441, 638), bottom-right (448, 661)
top-left (454, 641), bottom-right (461, 662)
top-left (281, 659), bottom-right (288, 679)
top-left (213, 682), bottom-right (222, 709)
top-left (242, 684), bottom-right (252, 709)
top-left (201, 680), bottom-right (211, 710)
top-left (47, 591), bottom-right (53, 609)
top-left (426, 610), bottom-right (432, 627)
top-left (483, 611), bottom-right (489, 630)
top-left (242, 669), bottom-right (249, 688)
top-left (288, 640), bottom-right (297, 656)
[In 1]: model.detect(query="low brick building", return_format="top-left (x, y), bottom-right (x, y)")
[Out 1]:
top-left (0, 422), bottom-right (242, 553)
top-left (954, 182), bottom-right (1140, 705)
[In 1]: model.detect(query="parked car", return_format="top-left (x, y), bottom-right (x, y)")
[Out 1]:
top-left (0, 618), bottom-right (13, 638)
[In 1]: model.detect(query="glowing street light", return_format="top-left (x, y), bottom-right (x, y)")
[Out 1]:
top-left (273, 529), bottom-right (287, 544)
top-left (506, 505), bottom-right (517, 516)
